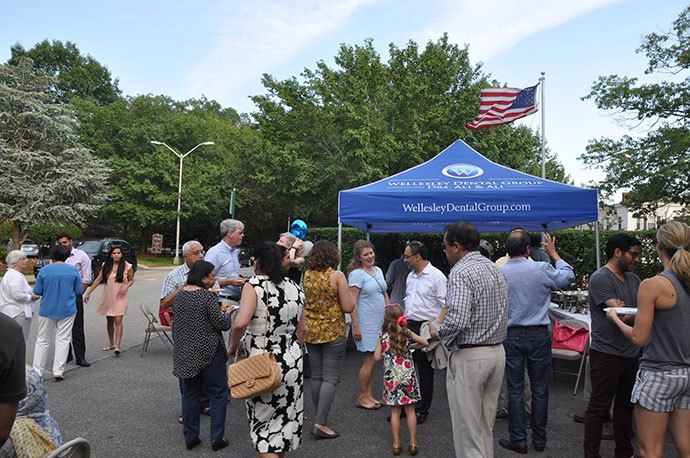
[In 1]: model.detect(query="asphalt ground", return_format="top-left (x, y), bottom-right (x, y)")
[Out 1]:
top-left (28, 267), bottom-right (678, 457)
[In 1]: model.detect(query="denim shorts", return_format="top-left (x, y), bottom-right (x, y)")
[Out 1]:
top-left (631, 367), bottom-right (690, 412)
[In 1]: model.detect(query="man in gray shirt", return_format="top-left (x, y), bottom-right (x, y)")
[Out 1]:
top-left (584, 233), bottom-right (641, 458)
top-left (385, 254), bottom-right (411, 307)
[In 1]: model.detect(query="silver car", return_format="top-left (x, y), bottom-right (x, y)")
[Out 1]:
top-left (5, 238), bottom-right (40, 257)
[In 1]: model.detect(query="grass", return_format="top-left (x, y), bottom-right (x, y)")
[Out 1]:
top-left (137, 254), bottom-right (179, 268)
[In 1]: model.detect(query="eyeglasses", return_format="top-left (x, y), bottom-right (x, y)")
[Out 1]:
top-left (403, 253), bottom-right (417, 259)
top-left (627, 250), bottom-right (640, 258)
top-left (441, 241), bottom-right (455, 251)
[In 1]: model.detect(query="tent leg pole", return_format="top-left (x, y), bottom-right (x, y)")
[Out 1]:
top-left (337, 223), bottom-right (343, 271)
top-left (595, 221), bottom-right (601, 269)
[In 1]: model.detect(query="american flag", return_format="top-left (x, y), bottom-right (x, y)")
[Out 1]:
top-left (466, 84), bottom-right (539, 130)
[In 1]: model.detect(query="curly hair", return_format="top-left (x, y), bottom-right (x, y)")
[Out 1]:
top-left (307, 240), bottom-right (340, 271)
top-left (382, 304), bottom-right (408, 357)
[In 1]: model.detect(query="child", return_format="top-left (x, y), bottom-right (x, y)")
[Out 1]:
top-left (374, 304), bottom-right (429, 456)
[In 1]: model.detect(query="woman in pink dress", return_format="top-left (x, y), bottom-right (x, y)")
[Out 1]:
top-left (84, 247), bottom-right (134, 355)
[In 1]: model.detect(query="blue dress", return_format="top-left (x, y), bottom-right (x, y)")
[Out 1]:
top-left (348, 267), bottom-right (386, 352)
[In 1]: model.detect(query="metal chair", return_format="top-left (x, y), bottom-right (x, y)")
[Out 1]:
top-left (552, 318), bottom-right (589, 396)
top-left (44, 437), bottom-right (91, 457)
top-left (139, 303), bottom-right (173, 357)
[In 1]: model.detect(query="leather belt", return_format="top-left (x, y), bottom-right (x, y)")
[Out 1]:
top-left (457, 343), bottom-right (497, 349)
top-left (508, 325), bottom-right (548, 331)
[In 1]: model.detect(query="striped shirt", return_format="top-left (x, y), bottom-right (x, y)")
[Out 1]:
top-left (437, 251), bottom-right (508, 350)
top-left (160, 263), bottom-right (190, 300)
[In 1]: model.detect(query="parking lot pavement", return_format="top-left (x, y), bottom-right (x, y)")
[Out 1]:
top-left (41, 334), bottom-right (661, 458)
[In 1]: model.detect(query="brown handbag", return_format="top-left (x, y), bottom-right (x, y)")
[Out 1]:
top-left (227, 283), bottom-right (283, 399)
top-left (227, 351), bottom-right (282, 399)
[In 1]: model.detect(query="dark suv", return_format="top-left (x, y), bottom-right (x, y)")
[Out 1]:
top-left (33, 238), bottom-right (138, 281)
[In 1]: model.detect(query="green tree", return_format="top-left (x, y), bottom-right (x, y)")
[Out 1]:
top-left (581, 6), bottom-right (690, 212)
top-left (72, 94), bottom-right (252, 248)
top-left (248, 35), bottom-right (565, 229)
top-left (0, 58), bottom-right (109, 249)
top-left (8, 39), bottom-right (121, 105)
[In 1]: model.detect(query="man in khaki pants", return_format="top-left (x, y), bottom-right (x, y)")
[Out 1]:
top-left (430, 222), bottom-right (508, 458)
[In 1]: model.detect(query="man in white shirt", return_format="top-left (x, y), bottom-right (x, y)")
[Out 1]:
top-left (403, 240), bottom-right (447, 424)
top-left (57, 233), bottom-right (92, 367)
top-left (204, 219), bottom-right (245, 302)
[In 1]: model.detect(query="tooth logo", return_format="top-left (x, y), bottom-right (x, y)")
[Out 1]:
top-left (442, 163), bottom-right (484, 179)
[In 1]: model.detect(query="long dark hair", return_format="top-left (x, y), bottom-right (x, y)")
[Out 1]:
top-left (186, 260), bottom-right (215, 287)
top-left (101, 247), bottom-right (126, 284)
top-left (254, 241), bottom-right (284, 284)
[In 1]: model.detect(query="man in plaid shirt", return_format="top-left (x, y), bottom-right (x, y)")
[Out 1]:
top-left (430, 222), bottom-right (508, 458)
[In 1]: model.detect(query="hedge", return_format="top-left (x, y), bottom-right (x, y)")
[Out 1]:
top-left (308, 227), bottom-right (662, 286)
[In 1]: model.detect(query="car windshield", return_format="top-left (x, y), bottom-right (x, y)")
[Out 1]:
top-left (23, 239), bottom-right (36, 245)
top-left (76, 240), bottom-right (101, 255)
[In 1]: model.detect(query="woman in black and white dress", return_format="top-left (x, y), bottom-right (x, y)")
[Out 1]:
top-left (229, 241), bottom-right (305, 457)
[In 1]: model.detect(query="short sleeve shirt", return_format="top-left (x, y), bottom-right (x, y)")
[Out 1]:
top-left (588, 266), bottom-right (641, 358)
top-left (0, 314), bottom-right (26, 402)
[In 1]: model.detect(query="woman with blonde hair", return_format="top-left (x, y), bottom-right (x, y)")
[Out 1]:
top-left (608, 220), bottom-right (690, 457)
top-left (348, 240), bottom-right (389, 410)
top-left (302, 240), bottom-right (355, 439)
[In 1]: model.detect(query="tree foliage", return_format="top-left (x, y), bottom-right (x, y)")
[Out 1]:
top-left (72, 94), bottom-right (254, 248)
top-left (581, 6), bottom-right (690, 211)
top-left (249, 35), bottom-right (565, 229)
top-left (0, 58), bottom-right (109, 249)
top-left (8, 39), bottom-right (121, 105)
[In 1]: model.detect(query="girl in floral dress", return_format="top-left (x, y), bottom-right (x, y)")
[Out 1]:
top-left (374, 304), bottom-right (428, 456)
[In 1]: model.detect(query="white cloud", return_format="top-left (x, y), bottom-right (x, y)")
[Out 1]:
top-left (425, 0), bottom-right (622, 61)
top-left (184, 0), bottom-right (377, 107)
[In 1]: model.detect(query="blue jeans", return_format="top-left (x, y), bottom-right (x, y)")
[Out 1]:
top-left (180, 343), bottom-right (228, 444)
top-left (504, 327), bottom-right (552, 447)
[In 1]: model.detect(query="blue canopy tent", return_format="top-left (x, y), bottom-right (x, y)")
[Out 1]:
top-left (338, 140), bottom-right (600, 261)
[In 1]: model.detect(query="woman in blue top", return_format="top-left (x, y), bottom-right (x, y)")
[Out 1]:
top-left (348, 240), bottom-right (389, 410)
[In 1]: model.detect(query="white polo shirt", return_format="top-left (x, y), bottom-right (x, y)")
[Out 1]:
top-left (404, 262), bottom-right (447, 321)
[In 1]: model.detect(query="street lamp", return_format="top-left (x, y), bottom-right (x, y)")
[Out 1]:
top-left (150, 140), bottom-right (215, 264)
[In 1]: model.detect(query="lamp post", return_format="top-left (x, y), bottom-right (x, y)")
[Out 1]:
top-left (150, 140), bottom-right (215, 265)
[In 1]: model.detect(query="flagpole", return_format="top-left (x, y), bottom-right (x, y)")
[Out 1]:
top-left (539, 72), bottom-right (546, 178)
top-left (539, 71), bottom-right (546, 179)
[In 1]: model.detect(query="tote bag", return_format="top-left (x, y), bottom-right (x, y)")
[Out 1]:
top-left (552, 320), bottom-right (589, 353)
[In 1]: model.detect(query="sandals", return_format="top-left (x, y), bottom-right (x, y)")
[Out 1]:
top-left (114, 349), bottom-right (121, 356)
top-left (102, 345), bottom-right (115, 351)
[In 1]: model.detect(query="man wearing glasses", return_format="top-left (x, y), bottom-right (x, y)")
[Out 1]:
top-left (401, 241), bottom-right (446, 425)
top-left (429, 222), bottom-right (508, 458)
top-left (584, 233), bottom-right (641, 458)
top-left (160, 240), bottom-right (206, 312)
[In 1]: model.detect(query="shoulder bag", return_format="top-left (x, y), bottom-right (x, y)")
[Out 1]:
top-left (551, 320), bottom-right (589, 353)
top-left (227, 281), bottom-right (282, 399)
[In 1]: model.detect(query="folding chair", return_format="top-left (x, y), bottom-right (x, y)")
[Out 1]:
top-left (44, 437), bottom-right (91, 457)
top-left (551, 318), bottom-right (589, 396)
top-left (139, 303), bottom-right (173, 357)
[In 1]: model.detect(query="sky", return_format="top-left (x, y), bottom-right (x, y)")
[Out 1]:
top-left (2, 0), bottom-right (687, 201)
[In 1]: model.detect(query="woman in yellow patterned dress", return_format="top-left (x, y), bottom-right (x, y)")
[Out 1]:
top-left (301, 240), bottom-right (355, 439)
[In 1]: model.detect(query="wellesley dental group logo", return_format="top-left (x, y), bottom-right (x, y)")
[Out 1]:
top-left (441, 163), bottom-right (484, 179)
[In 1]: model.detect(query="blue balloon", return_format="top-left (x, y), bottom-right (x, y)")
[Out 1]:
top-left (290, 219), bottom-right (307, 239)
